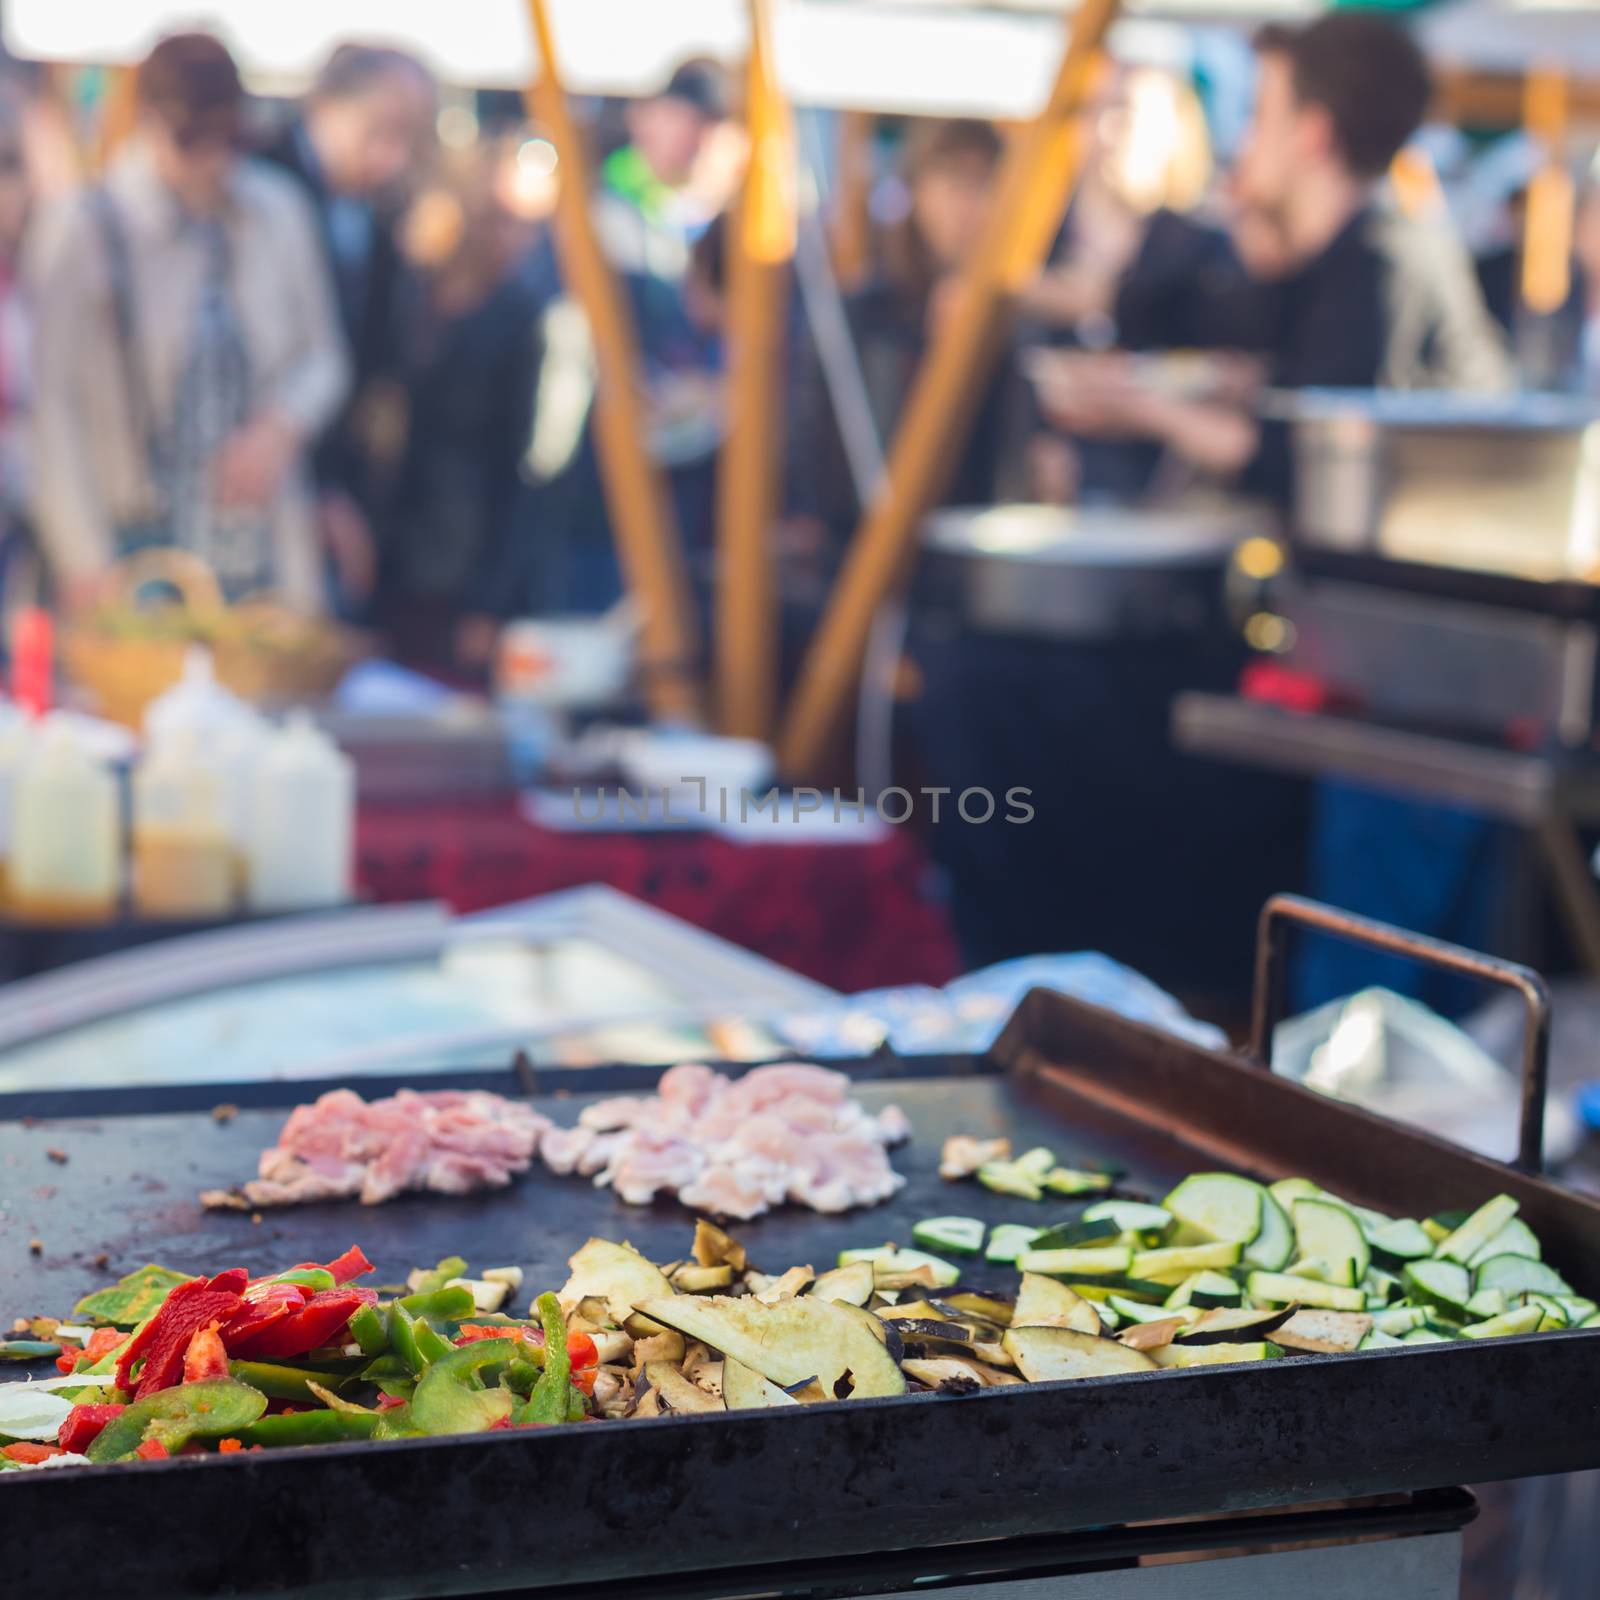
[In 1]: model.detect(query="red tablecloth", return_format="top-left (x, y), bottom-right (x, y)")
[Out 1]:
top-left (355, 801), bottom-right (961, 993)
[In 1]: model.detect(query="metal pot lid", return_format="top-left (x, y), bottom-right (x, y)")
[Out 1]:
top-left (923, 502), bottom-right (1264, 567)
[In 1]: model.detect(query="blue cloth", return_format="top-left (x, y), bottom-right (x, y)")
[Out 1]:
top-left (1295, 780), bottom-right (1506, 1016)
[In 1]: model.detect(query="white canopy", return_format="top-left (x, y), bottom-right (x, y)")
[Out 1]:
top-left (4, 0), bottom-right (1309, 116)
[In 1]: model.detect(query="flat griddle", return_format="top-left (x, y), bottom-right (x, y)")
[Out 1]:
top-left (2, 899), bottom-right (1599, 1600)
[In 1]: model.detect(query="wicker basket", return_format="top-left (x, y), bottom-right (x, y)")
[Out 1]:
top-left (62, 550), bottom-right (365, 728)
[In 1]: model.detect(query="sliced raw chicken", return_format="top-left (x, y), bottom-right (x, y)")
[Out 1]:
top-left (206, 1089), bottom-right (552, 1209)
top-left (545, 1062), bottom-right (907, 1219)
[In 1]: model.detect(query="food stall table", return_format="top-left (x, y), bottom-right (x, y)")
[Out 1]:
top-left (354, 797), bottom-right (961, 992)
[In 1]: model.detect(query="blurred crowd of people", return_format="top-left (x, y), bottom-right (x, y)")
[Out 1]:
top-left (0, 15), bottom-right (1590, 673)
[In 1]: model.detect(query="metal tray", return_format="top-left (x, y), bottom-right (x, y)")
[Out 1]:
top-left (3, 899), bottom-right (1598, 1600)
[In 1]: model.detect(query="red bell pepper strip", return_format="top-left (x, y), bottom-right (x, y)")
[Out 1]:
top-left (55, 1326), bottom-right (126, 1375)
top-left (322, 1245), bottom-right (374, 1284)
top-left (133, 1438), bottom-right (169, 1461)
top-left (182, 1323), bottom-right (230, 1383)
top-left (224, 1287), bottom-right (371, 1361)
top-left (273, 1245), bottom-right (372, 1286)
top-left (2, 1442), bottom-right (62, 1464)
top-left (57, 1403), bottom-right (125, 1454)
top-left (454, 1323), bottom-right (599, 1386)
top-left (218, 1282), bottom-right (308, 1350)
top-left (116, 1271), bottom-right (248, 1397)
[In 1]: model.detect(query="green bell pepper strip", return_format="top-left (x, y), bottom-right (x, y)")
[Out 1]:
top-left (234, 1410), bottom-right (380, 1448)
top-left (516, 1294), bottom-right (576, 1427)
top-left (506, 1358), bottom-right (542, 1396)
top-left (0, 1340), bottom-right (61, 1361)
top-left (229, 1360), bottom-right (352, 1403)
top-left (409, 1257), bottom-right (468, 1296)
top-left (388, 1302), bottom-right (453, 1372)
top-left (250, 1268), bottom-right (337, 1295)
top-left (398, 1286), bottom-right (476, 1321)
top-left (73, 1265), bottom-right (191, 1328)
top-left (347, 1303), bottom-right (389, 1356)
top-left (387, 1302), bottom-right (428, 1376)
top-left (373, 1403), bottom-right (424, 1440)
top-left (88, 1380), bottom-right (266, 1462)
top-left (415, 1323), bottom-right (453, 1366)
top-left (410, 1338), bottom-right (520, 1435)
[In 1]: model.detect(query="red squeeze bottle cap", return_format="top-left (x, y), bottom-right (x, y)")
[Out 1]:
top-left (12, 606), bottom-right (54, 717)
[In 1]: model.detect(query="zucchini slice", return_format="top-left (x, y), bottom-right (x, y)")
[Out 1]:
top-left (911, 1217), bottom-right (986, 1257)
top-left (1435, 1194), bottom-right (1520, 1266)
top-left (1371, 1305), bottom-right (1428, 1336)
top-left (1292, 1197), bottom-right (1371, 1281)
top-left (1162, 1173), bottom-right (1263, 1246)
top-left (1402, 1259), bottom-right (1472, 1319)
top-left (1463, 1287), bottom-right (1508, 1322)
top-left (1401, 1327), bottom-right (1454, 1344)
top-left (977, 1162), bottom-right (1042, 1201)
top-left (1082, 1201), bottom-right (1173, 1235)
top-left (1467, 1217), bottom-right (1542, 1267)
top-left (1243, 1186), bottom-right (1296, 1272)
top-left (1001, 1325), bottom-right (1159, 1381)
top-left (1269, 1177), bottom-right (1322, 1210)
top-left (1472, 1254), bottom-right (1571, 1298)
top-left (1041, 1167), bottom-right (1115, 1197)
top-left (1524, 1293), bottom-right (1570, 1330)
top-left (1150, 1340), bottom-right (1283, 1368)
top-left (1109, 1295), bottom-right (1199, 1327)
top-left (837, 1246), bottom-right (962, 1289)
top-left (1132, 1242), bottom-right (1242, 1279)
top-left (985, 1224), bottom-right (1043, 1264)
top-left (1062, 1275), bottom-right (1172, 1303)
top-left (1359, 1328), bottom-right (1403, 1350)
top-left (1028, 1217), bottom-right (1122, 1252)
top-left (1461, 1303), bottom-right (1544, 1339)
top-left (1364, 1217), bottom-right (1435, 1263)
top-left (1245, 1271), bottom-right (1365, 1312)
top-left (1165, 1270), bottom-right (1243, 1310)
top-left (1016, 1246), bottom-right (1133, 1278)
top-left (1014, 1147), bottom-right (1059, 1179)
top-left (1132, 1241), bottom-right (1241, 1280)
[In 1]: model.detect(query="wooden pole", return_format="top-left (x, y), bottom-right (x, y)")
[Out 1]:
top-left (831, 110), bottom-right (875, 288)
top-left (776, 0), bottom-right (1119, 778)
top-left (715, 0), bottom-right (796, 740)
top-left (1522, 67), bottom-right (1573, 317)
top-left (96, 65), bottom-right (139, 174)
top-left (1435, 68), bottom-right (1600, 130)
top-left (523, 0), bottom-right (703, 722)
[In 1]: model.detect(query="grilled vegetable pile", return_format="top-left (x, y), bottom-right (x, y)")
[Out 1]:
top-left (4, 1176), bottom-right (1593, 1468)
top-left (909, 1164), bottom-right (1600, 1355)
top-left (0, 1248), bottom-right (597, 1468)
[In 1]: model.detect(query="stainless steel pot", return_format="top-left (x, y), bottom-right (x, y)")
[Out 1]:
top-left (1275, 389), bottom-right (1600, 581)
top-left (917, 501), bottom-right (1263, 640)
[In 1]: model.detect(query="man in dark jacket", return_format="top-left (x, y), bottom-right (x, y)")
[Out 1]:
top-left (259, 45), bottom-right (435, 615)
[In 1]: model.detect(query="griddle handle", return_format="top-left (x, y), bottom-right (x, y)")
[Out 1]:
top-left (1248, 893), bottom-right (1553, 1174)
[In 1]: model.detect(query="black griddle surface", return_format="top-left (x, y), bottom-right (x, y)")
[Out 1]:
top-left (1, 1071), bottom-right (1157, 1312)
